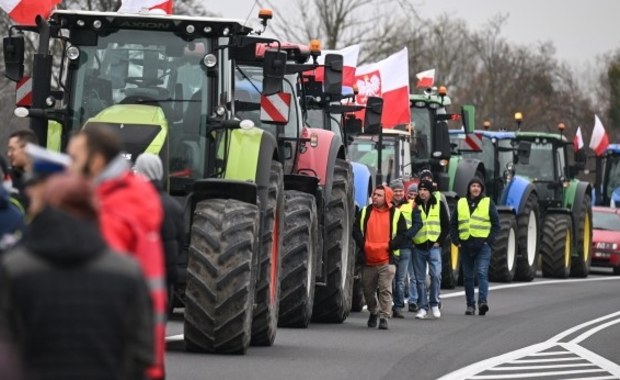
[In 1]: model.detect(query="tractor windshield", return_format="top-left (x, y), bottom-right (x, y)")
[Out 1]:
top-left (67, 30), bottom-right (213, 178)
top-left (234, 65), bottom-right (300, 139)
top-left (605, 155), bottom-right (620, 197)
top-left (513, 141), bottom-right (555, 181)
top-left (350, 137), bottom-right (396, 179)
top-left (411, 107), bottom-right (431, 159)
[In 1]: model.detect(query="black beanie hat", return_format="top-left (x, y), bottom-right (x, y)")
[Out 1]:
top-left (418, 179), bottom-right (434, 192)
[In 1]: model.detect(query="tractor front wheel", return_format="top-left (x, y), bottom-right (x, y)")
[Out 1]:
top-left (514, 194), bottom-right (540, 281)
top-left (570, 195), bottom-right (592, 278)
top-left (489, 213), bottom-right (518, 282)
top-left (541, 213), bottom-right (573, 278)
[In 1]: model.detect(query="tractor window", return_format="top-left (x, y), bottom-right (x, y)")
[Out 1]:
top-left (234, 65), bottom-right (300, 139)
top-left (514, 142), bottom-right (555, 181)
top-left (350, 137), bottom-right (396, 179)
top-left (497, 139), bottom-right (514, 171)
top-left (67, 31), bottom-right (213, 179)
top-left (411, 107), bottom-right (431, 159)
top-left (606, 156), bottom-right (620, 196)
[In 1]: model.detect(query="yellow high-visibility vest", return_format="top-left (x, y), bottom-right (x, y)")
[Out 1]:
top-left (457, 197), bottom-right (491, 239)
top-left (360, 206), bottom-right (402, 257)
top-left (397, 201), bottom-right (415, 228)
top-left (412, 201), bottom-right (441, 244)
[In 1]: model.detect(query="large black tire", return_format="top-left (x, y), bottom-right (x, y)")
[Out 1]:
top-left (351, 263), bottom-right (365, 312)
top-left (251, 162), bottom-right (284, 346)
top-left (514, 194), bottom-right (540, 281)
top-left (277, 190), bottom-right (318, 328)
top-left (183, 199), bottom-right (259, 354)
top-left (312, 159), bottom-right (355, 323)
top-left (570, 195), bottom-right (592, 278)
top-left (541, 213), bottom-right (573, 278)
top-left (489, 213), bottom-right (518, 282)
top-left (441, 194), bottom-right (459, 289)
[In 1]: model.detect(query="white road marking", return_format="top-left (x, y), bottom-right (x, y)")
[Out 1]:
top-left (511, 357), bottom-right (583, 363)
top-left (491, 363), bottom-right (596, 370)
top-left (469, 368), bottom-right (607, 379)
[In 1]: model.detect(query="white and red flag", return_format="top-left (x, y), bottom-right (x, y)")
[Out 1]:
top-left (119, 0), bottom-right (173, 13)
top-left (0, 0), bottom-right (61, 25)
top-left (573, 126), bottom-right (584, 152)
top-left (415, 68), bottom-right (435, 88)
top-left (589, 114), bottom-right (610, 156)
top-left (313, 44), bottom-right (360, 87)
top-left (354, 48), bottom-right (410, 128)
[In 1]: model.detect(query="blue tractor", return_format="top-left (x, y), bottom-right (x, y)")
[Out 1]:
top-left (593, 144), bottom-right (620, 207)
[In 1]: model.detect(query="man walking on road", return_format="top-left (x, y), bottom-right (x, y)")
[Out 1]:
top-left (67, 125), bottom-right (166, 380)
top-left (389, 179), bottom-right (420, 318)
top-left (407, 179), bottom-right (449, 320)
top-left (406, 183), bottom-right (419, 312)
top-left (354, 186), bottom-right (407, 330)
top-left (450, 177), bottom-right (500, 316)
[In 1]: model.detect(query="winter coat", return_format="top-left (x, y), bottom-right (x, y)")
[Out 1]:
top-left (0, 207), bottom-right (153, 380)
top-left (0, 186), bottom-right (24, 253)
top-left (406, 193), bottom-right (450, 251)
top-left (353, 205), bottom-right (408, 266)
top-left (449, 179), bottom-right (500, 250)
top-left (151, 180), bottom-right (185, 287)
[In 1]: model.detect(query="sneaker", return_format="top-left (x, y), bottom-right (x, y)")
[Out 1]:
top-left (367, 313), bottom-right (378, 328)
top-left (393, 308), bottom-right (405, 319)
top-left (479, 303), bottom-right (489, 316)
top-left (415, 309), bottom-right (427, 319)
top-left (431, 306), bottom-right (441, 318)
top-left (465, 306), bottom-right (475, 315)
top-left (408, 302), bottom-right (418, 312)
top-left (378, 318), bottom-right (389, 330)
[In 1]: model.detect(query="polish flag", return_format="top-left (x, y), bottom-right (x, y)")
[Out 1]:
top-left (0, 0), bottom-right (61, 25)
top-left (119, 0), bottom-right (173, 13)
top-left (416, 68), bottom-right (435, 88)
top-left (589, 114), bottom-right (610, 156)
top-left (573, 126), bottom-right (584, 151)
top-left (313, 44), bottom-right (360, 87)
top-left (354, 48), bottom-right (410, 128)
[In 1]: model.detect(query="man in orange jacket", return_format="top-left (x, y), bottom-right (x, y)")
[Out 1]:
top-left (353, 186), bottom-right (407, 330)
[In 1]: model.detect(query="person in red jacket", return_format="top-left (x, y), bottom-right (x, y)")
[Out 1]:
top-left (67, 125), bottom-right (166, 380)
top-left (353, 186), bottom-right (407, 330)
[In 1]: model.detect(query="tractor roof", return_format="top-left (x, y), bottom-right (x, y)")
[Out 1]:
top-left (514, 131), bottom-right (568, 142)
top-left (409, 93), bottom-right (452, 107)
top-left (49, 10), bottom-right (252, 36)
top-left (607, 144), bottom-right (620, 154)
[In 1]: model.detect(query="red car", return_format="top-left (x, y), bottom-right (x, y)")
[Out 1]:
top-left (592, 206), bottom-right (620, 275)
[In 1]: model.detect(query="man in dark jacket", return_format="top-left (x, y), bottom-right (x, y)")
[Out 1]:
top-left (406, 179), bottom-right (450, 319)
top-left (6, 130), bottom-right (38, 210)
top-left (134, 153), bottom-right (185, 314)
top-left (353, 186), bottom-right (407, 330)
top-left (450, 177), bottom-right (500, 316)
top-left (0, 172), bottom-right (153, 380)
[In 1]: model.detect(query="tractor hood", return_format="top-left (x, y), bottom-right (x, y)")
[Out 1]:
top-left (83, 104), bottom-right (168, 162)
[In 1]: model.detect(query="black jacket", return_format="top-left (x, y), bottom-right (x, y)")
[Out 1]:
top-left (406, 194), bottom-right (450, 250)
top-left (152, 180), bottom-right (185, 286)
top-left (450, 195), bottom-right (500, 250)
top-left (0, 207), bottom-right (153, 380)
top-left (353, 205), bottom-right (408, 265)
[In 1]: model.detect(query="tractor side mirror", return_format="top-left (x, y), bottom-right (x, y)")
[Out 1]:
top-left (3, 35), bottom-right (25, 82)
top-left (461, 104), bottom-right (475, 134)
top-left (323, 54), bottom-right (343, 99)
top-left (516, 141), bottom-right (531, 165)
top-left (262, 50), bottom-right (286, 96)
top-left (364, 96), bottom-right (383, 135)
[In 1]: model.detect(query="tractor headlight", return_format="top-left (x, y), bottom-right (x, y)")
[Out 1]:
top-left (203, 54), bottom-right (217, 68)
top-left (67, 46), bottom-right (80, 61)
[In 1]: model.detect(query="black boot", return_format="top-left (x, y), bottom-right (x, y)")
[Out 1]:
top-left (367, 313), bottom-right (378, 328)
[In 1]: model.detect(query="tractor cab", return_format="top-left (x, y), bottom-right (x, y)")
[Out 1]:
top-left (594, 144), bottom-right (620, 207)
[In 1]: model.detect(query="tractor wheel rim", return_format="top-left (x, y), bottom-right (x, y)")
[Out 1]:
top-left (564, 229), bottom-right (571, 269)
top-left (508, 226), bottom-right (517, 271)
top-left (341, 198), bottom-right (351, 290)
top-left (527, 211), bottom-right (537, 266)
top-left (307, 226), bottom-right (314, 297)
top-left (583, 212), bottom-right (591, 261)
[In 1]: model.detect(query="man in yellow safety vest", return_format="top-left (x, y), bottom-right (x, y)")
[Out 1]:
top-left (450, 177), bottom-right (500, 316)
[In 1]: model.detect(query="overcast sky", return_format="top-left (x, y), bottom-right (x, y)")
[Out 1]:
top-left (206, 0), bottom-right (620, 67)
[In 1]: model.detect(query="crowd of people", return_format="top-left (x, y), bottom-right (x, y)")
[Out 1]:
top-left (0, 126), bottom-right (184, 380)
top-left (354, 170), bottom-right (500, 330)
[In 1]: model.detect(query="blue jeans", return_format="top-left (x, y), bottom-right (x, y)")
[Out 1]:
top-left (413, 246), bottom-right (442, 311)
top-left (461, 243), bottom-right (492, 307)
top-left (407, 251), bottom-right (418, 304)
top-left (392, 248), bottom-right (411, 310)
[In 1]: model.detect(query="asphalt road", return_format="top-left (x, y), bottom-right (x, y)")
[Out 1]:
top-left (165, 270), bottom-right (620, 380)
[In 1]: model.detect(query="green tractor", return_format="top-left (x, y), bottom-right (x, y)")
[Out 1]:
top-left (509, 128), bottom-right (592, 278)
top-left (3, 9), bottom-right (303, 354)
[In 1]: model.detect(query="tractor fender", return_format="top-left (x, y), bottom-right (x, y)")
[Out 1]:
top-left (351, 162), bottom-right (373, 208)
top-left (452, 157), bottom-right (485, 198)
top-left (447, 156), bottom-right (462, 192)
top-left (496, 205), bottom-right (516, 216)
top-left (501, 175), bottom-right (537, 215)
top-left (296, 127), bottom-right (344, 196)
